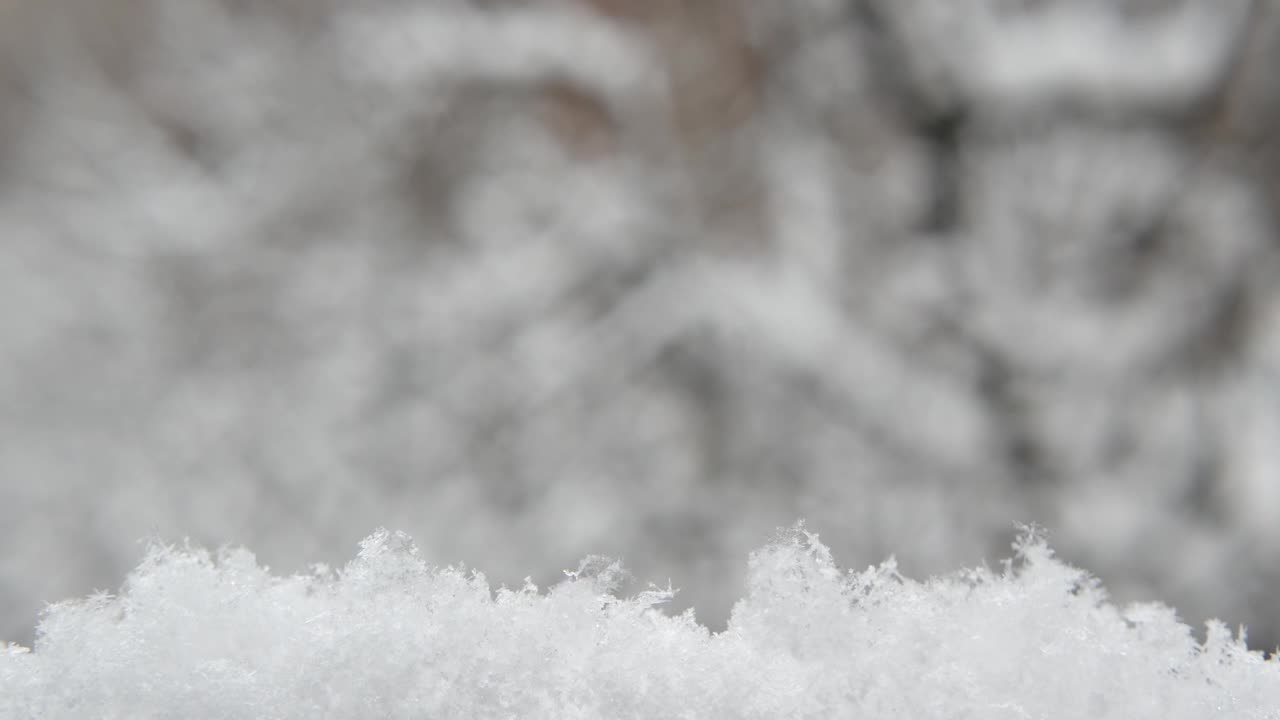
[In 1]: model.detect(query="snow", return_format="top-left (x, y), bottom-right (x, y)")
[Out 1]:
top-left (2, 526), bottom-right (1276, 718)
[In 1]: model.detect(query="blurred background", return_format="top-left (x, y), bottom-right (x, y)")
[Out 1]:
top-left (2, 0), bottom-right (1279, 651)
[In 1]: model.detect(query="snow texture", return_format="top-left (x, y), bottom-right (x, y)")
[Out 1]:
top-left (2, 526), bottom-right (1277, 719)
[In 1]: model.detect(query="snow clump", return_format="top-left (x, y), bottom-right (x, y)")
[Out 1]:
top-left (1, 525), bottom-right (1276, 718)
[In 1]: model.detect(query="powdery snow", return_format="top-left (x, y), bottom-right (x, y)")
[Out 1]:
top-left (2, 526), bottom-right (1276, 719)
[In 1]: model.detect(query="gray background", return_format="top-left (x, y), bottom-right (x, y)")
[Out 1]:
top-left (2, 0), bottom-right (1279, 652)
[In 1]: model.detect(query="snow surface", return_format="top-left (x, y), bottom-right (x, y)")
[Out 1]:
top-left (2, 526), bottom-right (1277, 719)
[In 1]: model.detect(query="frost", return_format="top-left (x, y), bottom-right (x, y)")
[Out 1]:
top-left (1, 526), bottom-right (1276, 719)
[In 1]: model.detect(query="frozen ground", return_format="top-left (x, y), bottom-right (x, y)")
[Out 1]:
top-left (2, 0), bottom-right (1279, 652)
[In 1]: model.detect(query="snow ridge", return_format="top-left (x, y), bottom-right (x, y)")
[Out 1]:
top-left (2, 525), bottom-right (1276, 718)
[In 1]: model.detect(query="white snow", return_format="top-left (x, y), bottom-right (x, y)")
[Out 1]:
top-left (2, 526), bottom-right (1276, 718)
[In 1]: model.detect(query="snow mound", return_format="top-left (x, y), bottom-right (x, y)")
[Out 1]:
top-left (2, 525), bottom-right (1276, 718)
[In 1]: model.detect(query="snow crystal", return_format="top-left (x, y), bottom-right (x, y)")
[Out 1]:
top-left (2, 525), bottom-right (1276, 718)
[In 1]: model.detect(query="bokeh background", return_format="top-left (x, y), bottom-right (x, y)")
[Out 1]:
top-left (3, 0), bottom-right (1279, 651)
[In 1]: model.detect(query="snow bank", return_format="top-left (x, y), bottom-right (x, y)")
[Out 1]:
top-left (2, 526), bottom-right (1276, 718)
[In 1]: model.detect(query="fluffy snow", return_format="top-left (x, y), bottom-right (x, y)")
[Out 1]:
top-left (2, 526), bottom-right (1276, 719)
